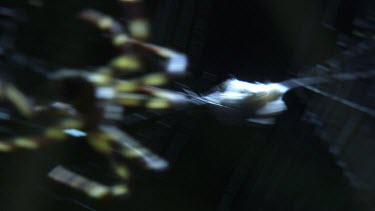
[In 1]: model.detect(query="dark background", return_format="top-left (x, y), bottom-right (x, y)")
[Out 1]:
top-left (1, 0), bottom-right (374, 210)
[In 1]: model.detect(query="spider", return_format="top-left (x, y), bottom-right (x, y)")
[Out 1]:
top-left (0, 0), bottom-right (188, 199)
top-left (4, 0), bottom-right (373, 200)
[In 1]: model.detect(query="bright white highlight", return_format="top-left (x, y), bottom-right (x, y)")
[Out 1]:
top-left (203, 78), bottom-right (289, 106)
top-left (167, 53), bottom-right (188, 74)
top-left (64, 129), bottom-right (87, 137)
top-left (95, 87), bottom-right (115, 99)
top-left (223, 79), bottom-right (289, 94)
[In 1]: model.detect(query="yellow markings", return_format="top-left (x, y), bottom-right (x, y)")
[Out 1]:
top-left (97, 17), bottom-right (114, 30)
top-left (87, 186), bottom-right (110, 198)
top-left (116, 94), bottom-right (146, 106)
top-left (0, 142), bottom-right (12, 152)
top-left (117, 98), bottom-right (141, 106)
top-left (49, 165), bottom-right (111, 199)
top-left (115, 73), bottom-right (169, 92)
top-left (89, 71), bottom-right (112, 86)
top-left (114, 165), bottom-right (131, 179)
top-left (44, 128), bottom-right (66, 140)
top-left (14, 138), bottom-right (38, 149)
top-left (88, 133), bottom-right (113, 154)
top-left (110, 55), bottom-right (141, 71)
top-left (146, 98), bottom-right (170, 109)
top-left (129, 19), bottom-right (150, 40)
top-left (121, 148), bottom-right (141, 159)
top-left (59, 119), bottom-right (83, 129)
top-left (141, 73), bottom-right (168, 86)
top-left (111, 185), bottom-right (129, 196)
top-left (157, 48), bottom-right (174, 58)
top-left (113, 34), bottom-right (130, 46)
top-left (115, 80), bottom-right (139, 92)
top-left (5, 84), bottom-right (33, 118)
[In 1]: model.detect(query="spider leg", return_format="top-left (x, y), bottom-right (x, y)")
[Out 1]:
top-left (118, 0), bottom-right (150, 40)
top-left (95, 87), bottom-right (184, 109)
top-left (110, 71), bottom-right (171, 93)
top-left (55, 125), bottom-right (167, 198)
top-left (109, 43), bottom-right (188, 75)
top-left (139, 86), bottom-right (191, 107)
top-left (88, 125), bottom-right (168, 171)
top-left (0, 81), bottom-right (33, 117)
top-left (116, 93), bottom-right (176, 109)
top-left (78, 10), bottom-right (187, 75)
top-left (0, 117), bottom-right (84, 152)
top-left (48, 165), bottom-right (129, 199)
top-left (83, 130), bottom-right (133, 193)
